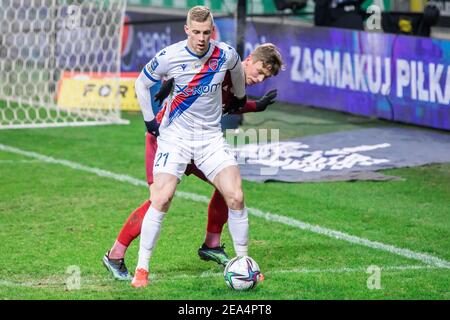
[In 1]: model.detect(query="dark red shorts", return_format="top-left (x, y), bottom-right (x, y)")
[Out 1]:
top-left (145, 133), bottom-right (208, 185)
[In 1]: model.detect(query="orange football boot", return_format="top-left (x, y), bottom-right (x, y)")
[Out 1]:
top-left (131, 268), bottom-right (149, 288)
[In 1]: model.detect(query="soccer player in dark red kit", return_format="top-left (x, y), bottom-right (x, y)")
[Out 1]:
top-left (103, 43), bottom-right (283, 280)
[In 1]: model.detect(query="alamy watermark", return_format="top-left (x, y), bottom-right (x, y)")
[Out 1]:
top-left (226, 128), bottom-right (280, 176)
top-left (65, 5), bottom-right (81, 30)
top-left (365, 5), bottom-right (382, 31)
top-left (366, 265), bottom-right (382, 290)
top-left (65, 265), bottom-right (81, 290)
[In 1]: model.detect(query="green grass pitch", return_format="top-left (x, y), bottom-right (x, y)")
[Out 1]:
top-left (0, 103), bottom-right (449, 299)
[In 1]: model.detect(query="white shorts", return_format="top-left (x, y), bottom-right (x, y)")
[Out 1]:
top-left (153, 134), bottom-right (237, 182)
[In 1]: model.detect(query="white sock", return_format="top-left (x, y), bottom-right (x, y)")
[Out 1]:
top-left (136, 206), bottom-right (166, 271)
top-left (228, 207), bottom-right (248, 257)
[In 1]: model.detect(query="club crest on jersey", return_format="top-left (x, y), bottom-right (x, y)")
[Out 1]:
top-left (209, 59), bottom-right (219, 71)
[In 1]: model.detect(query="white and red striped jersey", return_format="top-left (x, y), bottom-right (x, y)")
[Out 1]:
top-left (135, 39), bottom-right (245, 140)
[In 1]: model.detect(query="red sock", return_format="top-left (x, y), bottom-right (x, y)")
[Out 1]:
top-left (117, 200), bottom-right (151, 247)
top-left (207, 189), bottom-right (228, 234)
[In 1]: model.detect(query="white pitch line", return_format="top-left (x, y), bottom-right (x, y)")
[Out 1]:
top-left (0, 265), bottom-right (444, 289)
top-left (246, 208), bottom-right (450, 269)
top-left (270, 264), bottom-right (443, 275)
top-left (1, 143), bottom-right (450, 269)
top-left (169, 264), bottom-right (444, 280)
top-left (0, 159), bottom-right (45, 163)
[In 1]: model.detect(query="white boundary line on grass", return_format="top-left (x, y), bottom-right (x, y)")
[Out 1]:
top-left (0, 265), bottom-right (444, 288)
top-left (194, 264), bottom-right (444, 279)
top-left (0, 159), bottom-right (45, 164)
top-left (1, 143), bottom-right (450, 270)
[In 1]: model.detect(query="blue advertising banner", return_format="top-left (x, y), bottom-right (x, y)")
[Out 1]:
top-left (120, 12), bottom-right (235, 116)
top-left (121, 12), bottom-right (235, 72)
top-left (121, 13), bottom-right (449, 130)
top-left (245, 23), bottom-right (450, 131)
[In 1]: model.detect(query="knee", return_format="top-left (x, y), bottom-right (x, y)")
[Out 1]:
top-left (225, 190), bottom-right (244, 210)
top-left (151, 192), bottom-right (174, 211)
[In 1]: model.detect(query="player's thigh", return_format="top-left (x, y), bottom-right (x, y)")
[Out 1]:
top-left (212, 165), bottom-right (243, 198)
top-left (185, 163), bottom-right (210, 184)
top-left (153, 136), bottom-right (190, 181)
top-left (195, 136), bottom-right (237, 183)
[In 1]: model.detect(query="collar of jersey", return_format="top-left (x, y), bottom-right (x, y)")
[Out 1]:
top-left (184, 43), bottom-right (211, 59)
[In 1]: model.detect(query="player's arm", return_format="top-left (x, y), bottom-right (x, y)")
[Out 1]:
top-left (227, 47), bottom-right (247, 109)
top-left (154, 78), bottom-right (174, 106)
top-left (135, 54), bottom-right (167, 135)
top-left (225, 89), bottom-right (278, 114)
top-left (232, 100), bottom-right (257, 114)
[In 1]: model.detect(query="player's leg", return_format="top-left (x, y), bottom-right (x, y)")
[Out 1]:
top-left (103, 199), bottom-right (151, 280)
top-left (140, 174), bottom-right (178, 262)
top-left (195, 136), bottom-right (248, 258)
top-left (212, 165), bottom-right (249, 257)
top-left (132, 173), bottom-right (179, 288)
top-left (205, 189), bottom-right (228, 247)
top-left (103, 134), bottom-right (157, 280)
top-left (187, 164), bottom-right (230, 266)
top-left (119, 133), bottom-right (159, 257)
top-left (132, 136), bottom-right (188, 287)
top-left (206, 189), bottom-right (229, 246)
top-left (198, 188), bottom-right (230, 266)
top-left (113, 199), bottom-right (151, 258)
top-left (206, 189), bottom-right (229, 243)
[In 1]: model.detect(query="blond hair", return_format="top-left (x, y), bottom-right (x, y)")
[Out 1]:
top-left (252, 43), bottom-right (284, 76)
top-left (186, 6), bottom-right (214, 26)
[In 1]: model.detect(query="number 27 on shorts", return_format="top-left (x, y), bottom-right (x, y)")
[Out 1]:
top-left (155, 152), bottom-right (169, 167)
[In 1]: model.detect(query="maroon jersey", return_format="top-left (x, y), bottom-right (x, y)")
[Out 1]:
top-left (222, 71), bottom-right (258, 114)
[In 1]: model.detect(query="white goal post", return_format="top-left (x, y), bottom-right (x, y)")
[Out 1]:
top-left (0, 0), bottom-right (129, 129)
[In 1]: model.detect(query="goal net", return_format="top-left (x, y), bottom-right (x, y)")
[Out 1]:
top-left (0, 0), bottom-right (128, 129)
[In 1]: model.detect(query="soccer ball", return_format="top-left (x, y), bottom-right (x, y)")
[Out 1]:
top-left (223, 256), bottom-right (262, 290)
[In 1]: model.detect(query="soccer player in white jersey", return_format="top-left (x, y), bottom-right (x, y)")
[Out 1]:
top-left (131, 6), bottom-right (248, 288)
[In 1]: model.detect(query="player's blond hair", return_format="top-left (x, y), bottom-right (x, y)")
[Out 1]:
top-left (252, 43), bottom-right (284, 76)
top-left (186, 6), bottom-right (214, 26)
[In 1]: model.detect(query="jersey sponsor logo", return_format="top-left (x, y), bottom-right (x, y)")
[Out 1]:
top-left (175, 83), bottom-right (221, 97)
top-left (167, 46), bottom-right (226, 124)
top-left (180, 63), bottom-right (187, 71)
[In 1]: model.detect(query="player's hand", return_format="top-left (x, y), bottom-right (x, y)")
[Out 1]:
top-left (154, 78), bottom-right (174, 105)
top-left (144, 118), bottom-right (160, 137)
top-left (255, 89), bottom-right (277, 112)
top-left (223, 95), bottom-right (247, 115)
